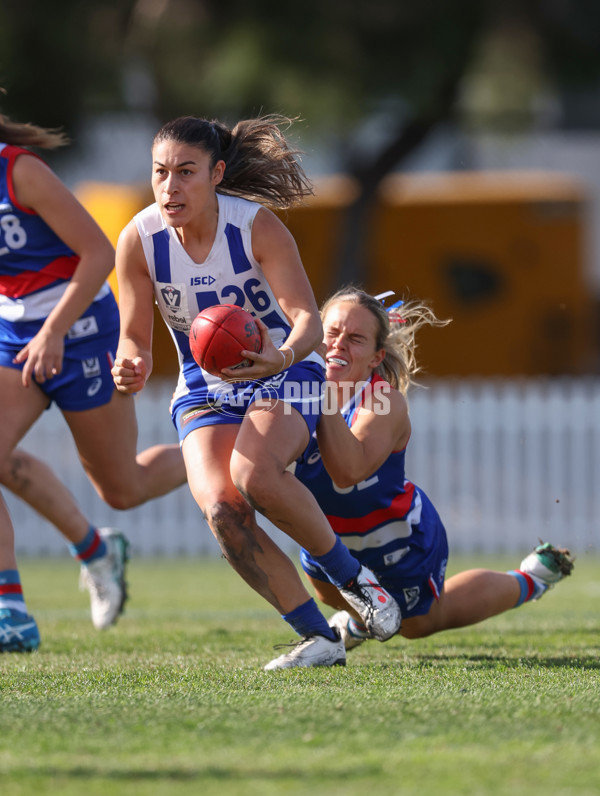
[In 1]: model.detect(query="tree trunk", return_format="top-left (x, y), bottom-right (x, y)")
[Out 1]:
top-left (334, 80), bottom-right (465, 292)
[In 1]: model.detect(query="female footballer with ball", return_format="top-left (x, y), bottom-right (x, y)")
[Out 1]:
top-left (111, 114), bottom-right (401, 669)
top-left (293, 287), bottom-right (574, 650)
top-left (0, 100), bottom-right (187, 651)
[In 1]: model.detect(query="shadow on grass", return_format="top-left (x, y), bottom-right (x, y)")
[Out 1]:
top-left (12, 764), bottom-right (378, 783)
top-left (413, 653), bottom-right (600, 670)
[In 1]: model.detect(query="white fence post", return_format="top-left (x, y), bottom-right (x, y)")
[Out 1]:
top-left (5, 378), bottom-right (600, 557)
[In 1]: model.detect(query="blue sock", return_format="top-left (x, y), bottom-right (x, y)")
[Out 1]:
top-left (508, 570), bottom-right (546, 606)
top-left (0, 569), bottom-right (27, 616)
top-left (312, 536), bottom-right (360, 588)
top-left (68, 526), bottom-right (107, 564)
top-left (348, 616), bottom-right (369, 638)
top-left (282, 598), bottom-right (337, 641)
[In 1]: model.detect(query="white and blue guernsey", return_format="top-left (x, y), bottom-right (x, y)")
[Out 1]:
top-left (135, 193), bottom-right (324, 438)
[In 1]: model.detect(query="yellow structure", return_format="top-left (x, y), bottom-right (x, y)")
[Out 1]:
top-left (281, 172), bottom-right (595, 377)
top-left (75, 181), bottom-right (151, 300)
top-left (371, 172), bottom-right (593, 377)
top-left (75, 172), bottom-right (597, 378)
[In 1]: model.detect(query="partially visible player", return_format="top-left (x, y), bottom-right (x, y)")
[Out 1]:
top-left (112, 114), bottom-right (401, 670)
top-left (0, 100), bottom-right (187, 651)
top-left (294, 286), bottom-right (574, 649)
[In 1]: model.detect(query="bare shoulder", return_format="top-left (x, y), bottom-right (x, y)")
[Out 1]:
top-left (252, 204), bottom-right (280, 230)
top-left (367, 380), bottom-right (408, 416)
top-left (251, 205), bottom-right (298, 260)
top-left (11, 149), bottom-right (50, 183)
top-left (116, 219), bottom-right (143, 255)
top-left (354, 381), bottom-right (410, 450)
top-left (12, 153), bottom-right (72, 210)
top-left (11, 152), bottom-right (113, 257)
top-left (115, 219), bottom-right (151, 287)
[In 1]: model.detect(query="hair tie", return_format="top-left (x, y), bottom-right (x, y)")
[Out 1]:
top-left (375, 291), bottom-right (406, 323)
top-left (374, 290), bottom-right (395, 303)
top-left (387, 299), bottom-right (405, 311)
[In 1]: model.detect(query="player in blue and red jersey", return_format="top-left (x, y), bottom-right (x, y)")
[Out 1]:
top-left (295, 287), bottom-right (574, 650)
top-left (0, 102), bottom-right (186, 651)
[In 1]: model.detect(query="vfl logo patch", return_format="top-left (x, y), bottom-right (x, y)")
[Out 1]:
top-left (156, 283), bottom-right (191, 332)
top-left (82, 357), bottom-right (101, 378)
top-left (403, 586), bottom-right (420, 611)
top-left (161, 285), bottom-right (182, 308)
top-left (68, 316), bottom-right (99, 339)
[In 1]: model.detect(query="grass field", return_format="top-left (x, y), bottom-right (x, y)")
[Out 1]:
top-left (1, 553), bottom-right (598, 796)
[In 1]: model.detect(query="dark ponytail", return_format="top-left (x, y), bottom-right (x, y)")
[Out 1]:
top-left (153, 114), bottom-right (313, 209)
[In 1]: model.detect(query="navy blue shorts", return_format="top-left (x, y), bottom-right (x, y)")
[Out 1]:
top-left (300, 490), bottom-right (449, 620)
top-left (0, 293), bottom-right (119, 412)
top-left (172, 360), bottom-right (325, 443)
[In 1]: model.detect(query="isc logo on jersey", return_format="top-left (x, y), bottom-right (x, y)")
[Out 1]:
top-left (189, 276), bottom-right (215, 286)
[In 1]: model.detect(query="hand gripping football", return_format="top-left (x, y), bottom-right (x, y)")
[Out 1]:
top-left (189, 304), bottom-right (262, 377)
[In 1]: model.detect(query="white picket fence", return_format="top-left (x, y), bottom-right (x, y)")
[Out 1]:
top-left (5, 378), bottom-right (600, 559)
top-left (407, 378), bottom-right (600, 556)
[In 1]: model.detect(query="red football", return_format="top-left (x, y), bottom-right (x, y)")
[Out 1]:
top-left (189, 304), bottom-right (262, 377)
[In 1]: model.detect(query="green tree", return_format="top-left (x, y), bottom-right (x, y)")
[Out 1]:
top-left (126, 0), bottom-right (486, 289)
top-left (0, 0), bottom-right (132, 164)
top-left (3, 0), bottom-right (600, 288)
top-left (125, 0), bottom-right (600, 288)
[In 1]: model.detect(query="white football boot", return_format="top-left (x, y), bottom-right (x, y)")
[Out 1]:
top-left (518, 541), bottom-right (574, 599)
top-left (264, 630), bottom-right (346, 670)
top-left (339, 565), bottom-right (401, 641)
top-left (328, 610), bottom-right (370, 650)
top-left (79, 528), bottom-right (130, 629)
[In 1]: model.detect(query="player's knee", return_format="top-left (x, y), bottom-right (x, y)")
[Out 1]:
top-left (0, 450), bottom-right (28, 488)
top-left (230, 454), bottom-right (251, 493)
top-left (230, 458), bottom-right (274, 513)
top-left (96, 483), bottom-right (144, 511)
top-left (206, 498), bottom-right (254, 556)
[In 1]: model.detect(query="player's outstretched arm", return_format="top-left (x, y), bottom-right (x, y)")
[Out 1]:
top-left (112, 221), bottom-right (155, 394)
